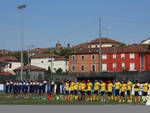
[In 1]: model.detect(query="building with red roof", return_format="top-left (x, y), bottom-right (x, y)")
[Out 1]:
top-left (72, 37), bottom-right (124, 49)
top-left (14, 65), bottom-right (45, 80)
top-left (31, 54), bottom-right (69, 73)
top-left (0, 56), bottom-right (21, 75)
top-left (69, 44), bottom-right (150, 73)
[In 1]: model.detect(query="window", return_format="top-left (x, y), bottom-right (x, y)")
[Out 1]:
top-left (91, 65), bottom-right (96, 72)
top-left (102, 54), bottom-right (107, 59)
top-left (121, 63), bottom-right (125, 68)
top-left (130, 63), bottom-right (135, 71)
top-left (48, 60), bottom-right (51, 62)
top-left (9, 64), bottom-right (12, 68)
top-left (91, 54), bottom-right (95, 60)
top-left (72, 55), bottom-right (75, 61)
top-left (113, 63), bottom-right (116, 69)
top-left (113, 54), bottom-right (116, 59)
top-left (72, 66), bottom-right (75, 71)
top-left (121, 53), bottom-right (125, 59)
top-left (102, 64), bottom-right (107, 71)
top-left (81, 65), bottom-right (84, 71)
top-left (130, 53), bottom-right (135, 59)
top-left (81, 55), bottom-right (85, 60)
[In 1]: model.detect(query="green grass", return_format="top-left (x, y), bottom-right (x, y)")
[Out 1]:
top-left (0, 93), bottom-right (144, 105)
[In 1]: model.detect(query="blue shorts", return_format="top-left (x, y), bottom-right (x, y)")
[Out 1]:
top-left (47, 90), bottom-right (51, 94)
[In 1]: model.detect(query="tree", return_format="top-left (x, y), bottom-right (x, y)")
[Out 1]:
top-left (118, 43), bottom-right (126, 47)
top-left (6, 51), bottom-right (28, 65)
top-left (59, 48), bottom-right (73, 58)
top-left (56, 68), bottom-right (63, 74)
top-left (44, 66), bottom-right (51, 80)
top-left (45, 66), bottom-right (51, 74)
top-left (148, 43), bottom-right (150, 50)
top-left (0, 53), bottom-right (2, 57)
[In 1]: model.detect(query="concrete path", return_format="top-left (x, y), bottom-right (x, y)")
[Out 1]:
top-left (0, 105), bottom-right (150, 113)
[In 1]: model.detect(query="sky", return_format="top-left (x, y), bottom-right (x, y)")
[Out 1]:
top-left (0, 0), bottom-right (150, 50)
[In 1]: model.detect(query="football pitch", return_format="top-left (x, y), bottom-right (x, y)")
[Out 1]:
top-left (0, 93), bottom-right (145, 105)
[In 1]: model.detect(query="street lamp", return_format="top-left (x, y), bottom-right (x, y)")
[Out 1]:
top-left (18, 4), bottom-right (26, 81)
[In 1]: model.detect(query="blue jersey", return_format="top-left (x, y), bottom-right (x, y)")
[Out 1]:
top-left (61, 84), bottom-right (65, 95)
top-left (47, 83), bottom-right (51, 94)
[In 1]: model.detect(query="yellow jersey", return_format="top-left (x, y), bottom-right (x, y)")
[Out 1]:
top-left (115, 82), bottom-right (120, 90)
top-left (65, 83), bottom-right (69, 91)
top-left (87, 82), bottom-right (93, 91)
top-left (108, 83), bottom-right (113, 92)
top-left (74, 82), bottom-right (79, 90)
top-left (81, 83), bottom-right (86, 91)
top-left (127, 81), bottom-right (132, 91)
top-left (134, 83), bottom-right (140, 92)
top-left (94, 82), bottom-right (100, 91)
top-left (79, 83), bottom-right (82, 91)
top-left (143, 82), bottom-right (149, 92)
top-left (70, 82), bottom-right (75, 91)
top-left (120, 83), bottom-right (126, 92)
top-left (100, 82), bottom-right (106, 92)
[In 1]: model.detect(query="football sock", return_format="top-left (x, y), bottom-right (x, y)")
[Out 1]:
top-left (115, 96), bottom-right (117, 101)
top-left (93, 95), bottom-right (95, 100)
top-left (138, 96), bottom-right (140, 103)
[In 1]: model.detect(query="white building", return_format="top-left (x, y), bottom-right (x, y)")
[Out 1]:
top-left (141, 38), bottom-right (150, 44)
top-left (31, 54), bottom-right (69, 73)
top-left (0, 56), bottom-right (21, 75)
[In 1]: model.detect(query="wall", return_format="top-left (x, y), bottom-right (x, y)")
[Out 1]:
top-left (53, 60), bottom-right (69, 72)
top-left (31, 58), bottom-right (54, 71)
top-left (31, 58), bottom-right (69, 73)
top-left (4, 62), bottom-right (21, 74)
top-left (16, 71), bottom-right (45, 80)
top-left (145, 53), bottom-right (150, 71)
top-left (0, 84), bottom-right (4, 92)
top-left (69, 52), bottom-right (142, 73)
top-left (69, 54), bottom-right (99, 73)
top-left (101, 53), bottom-right (141, 72)
top-left (141, 39), bottom-right (150, 44)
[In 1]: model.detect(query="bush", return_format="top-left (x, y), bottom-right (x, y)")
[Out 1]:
top-left (56, 68), bottom-right (63, 74)
top-left (121, 69), bottom-right (129, 72)
top-left (148, 43), bottom-right (150, 50)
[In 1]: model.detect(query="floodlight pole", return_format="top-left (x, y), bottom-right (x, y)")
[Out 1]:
top-left (99, 18), bottom-right (102, 73)
top-left (18, 4), bottom-right (26, 81)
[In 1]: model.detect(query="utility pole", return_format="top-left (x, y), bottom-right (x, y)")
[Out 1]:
top-left (18, 4), bottom-right (26, 81)
top-left (99, 18), bottom-right (102, 73)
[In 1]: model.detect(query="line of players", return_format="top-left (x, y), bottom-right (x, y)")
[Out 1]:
top-left (5, 80), bottom-right (54, 96)
top-left (4, 79), bottom-right (149, 103)
top-left (64, 79), bottom-right (149, 103)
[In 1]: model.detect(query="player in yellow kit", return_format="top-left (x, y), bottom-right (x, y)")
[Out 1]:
top-left (143, 80), bottom-right (149, 97)
top-left (81, 80), bottom-right (86, 100)
top-left (134, 80), bottom-right (140, 103)
top-left (120, 81), bottom-right (126, 103)
top-left (100, 80), bottom-right (106, 102)
top-left (107, 80), bottom-right (113, 101)
top-left (93, 80), bottom-right (100, 101)
top-left (78, 80), bottom-right (82, 100)
top-left (127, 80), bottom-right (133, 103)
top-left (115, 79), bottom-right (121, 101)
top-left (87, 80), bottom-right (93, 101)
top-left (65, 81), bottom-right (70, 100)
top-left (70, 81), bottom-right (75, 100)
top-left (74, 80), bottom-right (79, 100)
